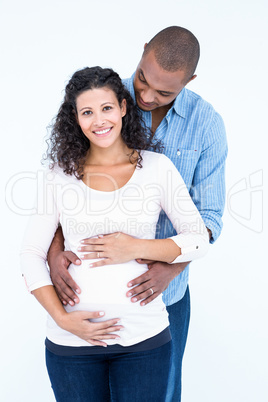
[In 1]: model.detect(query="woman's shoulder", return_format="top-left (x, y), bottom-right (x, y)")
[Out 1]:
top-left (43, 163), bottom-right (76, 184)
top-left (141, 150), bottom-right (176, 168)
top-left (140, 151), bottom-right (184, 185)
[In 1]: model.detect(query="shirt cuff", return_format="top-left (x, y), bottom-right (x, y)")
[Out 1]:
top-left (24, 277), bottom-right (53, 293)
top-left (168, 232), bottom-right (209, 263)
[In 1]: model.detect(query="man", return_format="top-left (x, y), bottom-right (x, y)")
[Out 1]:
top-left (48, 26), bottom-right (227, 401)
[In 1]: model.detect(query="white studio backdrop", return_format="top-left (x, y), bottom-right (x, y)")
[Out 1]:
top-left (1, 0), bottom-right (267, 401)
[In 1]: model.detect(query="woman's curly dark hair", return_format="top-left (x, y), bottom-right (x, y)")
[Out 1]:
top-left (45, 66), bottom-right (160, 179)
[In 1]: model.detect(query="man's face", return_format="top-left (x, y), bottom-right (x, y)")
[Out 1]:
top-left (133, 49), bottom-right (193, 112)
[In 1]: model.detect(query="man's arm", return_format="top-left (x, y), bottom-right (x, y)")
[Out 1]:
top-left (190, 113), bottom-right (228, 243)
top-left (47, 226), bottom-right (82, 305)
top-left (125, 229), bottom-right (211, 306)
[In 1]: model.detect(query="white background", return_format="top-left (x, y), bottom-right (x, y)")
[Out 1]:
top-left (1, 0), bottom-right (267, 401)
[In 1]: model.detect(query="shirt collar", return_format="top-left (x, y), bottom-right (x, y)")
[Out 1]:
top-left (172, 88), bottom-right (187, 118)
top-left (129, 73), bottom-right (137, 101)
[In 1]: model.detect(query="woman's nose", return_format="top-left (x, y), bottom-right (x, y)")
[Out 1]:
top-left (93, 113), bottom-right (105, 127)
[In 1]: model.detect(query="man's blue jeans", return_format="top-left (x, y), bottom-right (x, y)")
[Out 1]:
top-left (166, 286), bottom-right (190, 402)
top-left (46, 341), bottom-right (171, 401)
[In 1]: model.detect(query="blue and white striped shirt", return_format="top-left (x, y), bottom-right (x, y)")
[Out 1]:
top-left (123, 74), bottom-right (228, 305)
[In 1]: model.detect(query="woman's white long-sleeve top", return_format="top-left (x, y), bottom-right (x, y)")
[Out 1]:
top-left (20, 151), bottom-right (209, 347)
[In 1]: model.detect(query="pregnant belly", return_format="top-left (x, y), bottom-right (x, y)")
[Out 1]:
top-left (48, 260), bottom-right (169, 347)
top-left (68, 260), bottom-right (148, 305)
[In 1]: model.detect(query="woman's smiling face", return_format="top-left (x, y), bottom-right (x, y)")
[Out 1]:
top-left (76, 87), bottom-right (126, 150)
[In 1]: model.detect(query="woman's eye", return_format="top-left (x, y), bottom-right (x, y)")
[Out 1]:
top-left (103, 106), bottom-right (112, 111)
top-left (83, 110), bottom-right (92, 116)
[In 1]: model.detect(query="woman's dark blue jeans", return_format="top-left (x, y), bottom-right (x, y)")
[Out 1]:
top-left (46, 341), bottom-right (171, 402)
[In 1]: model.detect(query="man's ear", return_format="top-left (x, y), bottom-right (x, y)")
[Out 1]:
top-left (186, 74), bottom-right (197, 85)
top-left (143, 42), bottom-right (148, 51)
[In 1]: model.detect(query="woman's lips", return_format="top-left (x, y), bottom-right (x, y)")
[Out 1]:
top-left (93, 127), bottom-right (112, 137)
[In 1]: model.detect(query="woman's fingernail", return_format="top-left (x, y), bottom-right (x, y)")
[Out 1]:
top-left (77, 247), bottom-right (82, 251)
top-left (99, 312), bottom-right (105, 316)
top-left (128, 283), bottom-right (132, 287)
top-left (132, 297), bottom-right (137, 303)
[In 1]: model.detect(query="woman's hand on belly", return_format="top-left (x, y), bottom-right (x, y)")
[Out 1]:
top-left (59, 310), bottom-right (124, 347)
top-left (78, 232), bottom-right (140, 268)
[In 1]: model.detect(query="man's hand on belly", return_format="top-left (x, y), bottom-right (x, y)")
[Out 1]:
top-left (48, 250), bottom-right (82, 306)
top-left (126, 261), bottom-right (189, 306)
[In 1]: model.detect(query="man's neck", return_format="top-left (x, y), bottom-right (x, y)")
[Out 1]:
top-left (151, 103), bottom-right (173, 134)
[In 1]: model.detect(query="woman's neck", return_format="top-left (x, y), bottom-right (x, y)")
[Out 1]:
top-left (82, 143), bottom-right (138, 192)
top-left (85, 143), bottom-right (134, 167)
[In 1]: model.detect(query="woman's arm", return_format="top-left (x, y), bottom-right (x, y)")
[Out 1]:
top-left (20, 171), bottom-right (60, 292)
top-left (20, 170), bottom-right (80, 294)
top-left (78, 233), bottom-right (180, 268)
top-left (161, 156), bottom-right (210, 263)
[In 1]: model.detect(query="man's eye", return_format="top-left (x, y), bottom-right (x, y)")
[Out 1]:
top-left (158, 92), bottom-right (170, 97)
top-left (139, 73), bottom-right (146, 83)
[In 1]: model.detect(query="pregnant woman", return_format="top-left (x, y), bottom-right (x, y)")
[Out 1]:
top-left (20, 66), bottom-right (209, 402)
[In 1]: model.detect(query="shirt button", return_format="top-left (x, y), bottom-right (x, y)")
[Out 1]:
top-left (177, 150), bottom-right (181, 156)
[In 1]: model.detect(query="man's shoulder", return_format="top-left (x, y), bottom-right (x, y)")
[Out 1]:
top-left (180, 88), bottom-right (225, 131)
top-left (122, 76), bottom-right (133, 90)
top-left (122, 75), bottom-right (137, 104)
top-left (183, 87), bottom-right (218, 114)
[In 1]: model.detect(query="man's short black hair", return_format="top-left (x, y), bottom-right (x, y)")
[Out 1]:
top-left (143, 26), bottom-right (200, 83)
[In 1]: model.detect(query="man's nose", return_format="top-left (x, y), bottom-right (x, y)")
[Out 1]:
top-left (141, 88), bottom-right (155, 104)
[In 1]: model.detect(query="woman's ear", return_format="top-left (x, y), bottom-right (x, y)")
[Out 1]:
top-left (121, 99), bottom-right (127, 117)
